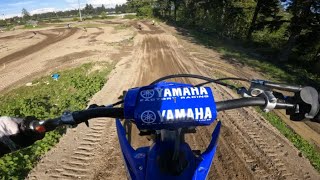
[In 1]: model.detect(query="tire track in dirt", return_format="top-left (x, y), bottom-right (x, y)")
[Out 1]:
top-left (0, 28), bottom-right (77, 65)
top-left (47, 118), bottom-right (110, 179)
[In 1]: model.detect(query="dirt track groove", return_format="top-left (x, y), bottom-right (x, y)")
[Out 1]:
top-left (46, 118), bottom-right (111, 179)
top-left (25, 21), bottom-right (319, 179)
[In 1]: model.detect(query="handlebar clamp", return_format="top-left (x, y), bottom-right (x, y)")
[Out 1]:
top-left (261, 91), bottom-right (277, 112)
top-left (248, 83), bottom-right (277, 112)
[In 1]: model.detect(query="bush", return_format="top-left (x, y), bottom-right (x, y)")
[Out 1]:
top-left (102, 16), bottom-right (116, 19)
top-left (73, 17), bottom-right (79, 21)
top-left (124, 14), bottom-right (136, 19)
top-left (24, 24), bottom-right (38, 29)
top-left (50, 19), bottom-right (63, 23)
top-left (92, 15), bottom-right (100, 19)
top-left (137, 6), bottom-right (153, 17)
top-left (101, 12), bottom-right (107, 18)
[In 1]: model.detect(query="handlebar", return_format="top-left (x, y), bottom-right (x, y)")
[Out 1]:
top-left (215, 97), bottom-right (295, 111)
top-left (35, 107), bottom-right (124, 133)
top-left (31, 97), bottom-right (297, 133)
top-left (24, 77), bottom-right (320, 133)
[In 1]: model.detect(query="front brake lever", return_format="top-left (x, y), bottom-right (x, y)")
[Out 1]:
top-left (237, 87), bottom-right (251, 97)
top-left (251, 79), bottom-right (302, 92)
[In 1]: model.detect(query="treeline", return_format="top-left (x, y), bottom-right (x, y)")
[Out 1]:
top-left (0, 3), bottom-right (129, 26)
top-left (128, 0), bottom-right (319, 72)
top-left (31, 4), bottom-right (129, 20)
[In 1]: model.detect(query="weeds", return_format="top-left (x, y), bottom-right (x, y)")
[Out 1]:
top-left (0, 63), bottom-right (112, 178)
top-left (23, 25), bottom-right (45, 29)
top-left (124, 14), bottom-right (137, 19)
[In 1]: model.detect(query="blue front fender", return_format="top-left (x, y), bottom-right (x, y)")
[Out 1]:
top-left (193, 121), bottom-right (221, 179)
top-left (116, 119), bottom-right (221, 180)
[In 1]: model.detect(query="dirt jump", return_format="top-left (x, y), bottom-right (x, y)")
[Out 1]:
top-left (24, 21), bottom-right (320, 179)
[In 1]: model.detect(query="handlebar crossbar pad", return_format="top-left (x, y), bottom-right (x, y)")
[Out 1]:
top-left (124, 82), bottom-right (217, 130)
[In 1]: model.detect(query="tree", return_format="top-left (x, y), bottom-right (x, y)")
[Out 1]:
top-left (22, 8), bottom-right (30, 20)
top-left (172, 0), bottom-right (183, 21)
top-left (84, 4), bottom-right (94, 15)
top-left (97, 4), bottom-right (106, 14)
top-left (115, 4), bottom-right (120, 13)
top-left (279, 0), bottom-right (320, 62)
top-left (246, 0), bottom-right (283, 40)
top-left (127, 0), bottom-right (153, 16)
top-left (101, 12), bottom-right (107, 18)
top-left (0, 20), bottom-right (7, 27)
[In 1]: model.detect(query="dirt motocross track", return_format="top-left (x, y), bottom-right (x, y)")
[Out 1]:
top-left (1, 20), bottom-right (318, 179)
top-left (0, 28), bottom-right (77, 65)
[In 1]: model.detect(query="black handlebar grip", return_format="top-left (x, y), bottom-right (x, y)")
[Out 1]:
top-left (13, 117), bottom-right (45, 148)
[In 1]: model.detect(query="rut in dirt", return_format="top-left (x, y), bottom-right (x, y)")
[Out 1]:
top-left (0, 28), bottom-right (77, 65)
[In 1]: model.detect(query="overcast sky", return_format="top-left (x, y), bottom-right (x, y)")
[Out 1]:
top-left (0, 0), bottom-right (127, 19)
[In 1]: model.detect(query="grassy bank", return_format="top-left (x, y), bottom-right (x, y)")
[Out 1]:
top-left (257, 109), bottom-right (320, 171)
top-left (0, 63), bottom-right (112, 178)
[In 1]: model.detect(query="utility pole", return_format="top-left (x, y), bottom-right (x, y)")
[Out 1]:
top-left (54, 11), bottom-right (58, 19)
top-left (78, 0), bottom-right (82, 21)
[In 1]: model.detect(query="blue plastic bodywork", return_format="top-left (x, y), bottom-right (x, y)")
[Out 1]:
top-left (116, 82), bottom-right (222, 180)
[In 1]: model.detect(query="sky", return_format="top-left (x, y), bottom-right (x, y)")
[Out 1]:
top-left (0, 0), bottom-right (127, 19)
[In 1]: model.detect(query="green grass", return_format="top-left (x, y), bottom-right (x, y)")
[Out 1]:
top-left (23, 25), bottom-right (46, 29)
top-left (123, 14), bottom-right (137, 19)
top-left (101, 16), bottom-right (117, 20)
top-left (3, 25), bottom-right (15, 31)
top-left (0, 63), bottom-right (112, 179)
top-left (257, 108), bottom-right (320, 172)
top-left (76, 23), bottom-right (107, 28)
